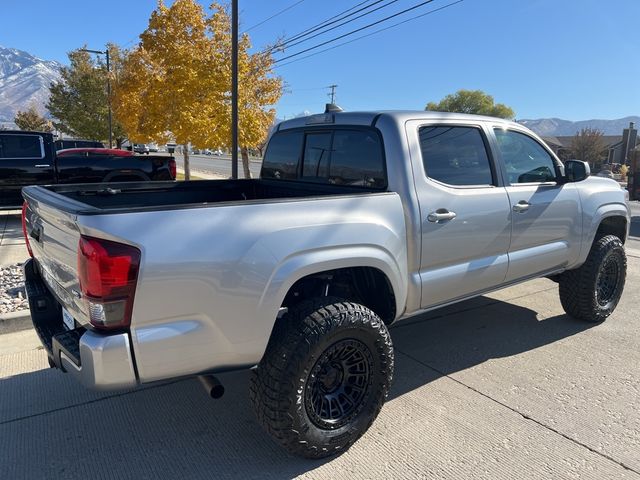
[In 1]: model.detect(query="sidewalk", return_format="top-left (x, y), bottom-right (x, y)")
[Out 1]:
top-left (0, 210), bottom-right (28, 267)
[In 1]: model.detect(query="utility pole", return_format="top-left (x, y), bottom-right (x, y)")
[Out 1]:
top-left (105, 47), bottom-right (112, 148)
top-left (231, 0), bottom-right (239, 179)
top-left (327, 84), bottom-right (338, 104)
top-left (80, 47), bottom-right (113, 148)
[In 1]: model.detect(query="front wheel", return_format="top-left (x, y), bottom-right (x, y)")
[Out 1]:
top-left (559, 235), bottom-right (626, 322)
top-left (250, 298), bottom-right (394, 459)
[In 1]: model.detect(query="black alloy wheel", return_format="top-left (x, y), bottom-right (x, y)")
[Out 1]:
top-left (305, 338), bottom-right (374, 430)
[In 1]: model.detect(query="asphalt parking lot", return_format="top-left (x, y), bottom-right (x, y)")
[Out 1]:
top-left (1, 207), bottom-right (640, 479)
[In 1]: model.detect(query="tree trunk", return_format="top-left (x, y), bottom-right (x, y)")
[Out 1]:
top-left (241, 146), bottom-right (252, 179)
top-left (183, 143), bottom-right (191, 180)
top-left (116, 138), bottom-right (123, 149)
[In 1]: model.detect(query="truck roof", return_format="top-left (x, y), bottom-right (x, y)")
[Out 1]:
top-left (0, 130), bottom-right (54, 136)
top-left (276, 110), bottom-right (517, 132)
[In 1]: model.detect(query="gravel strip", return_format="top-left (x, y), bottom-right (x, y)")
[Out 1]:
top-left (0, 264), bottom-right (28, 315)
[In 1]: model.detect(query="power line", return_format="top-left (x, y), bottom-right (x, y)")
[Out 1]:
top-left (274, 0), bottom-right (441, 64)
top-left (275, 0), bottom-right (463, 68)
top-left (242, 0), bottom-right (308, 34)
top-left (277, 0), bottom-right (401, 52)
top-left (270, 0), bottom-right (386, 52)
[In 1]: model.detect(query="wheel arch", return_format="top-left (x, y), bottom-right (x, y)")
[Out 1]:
top-left (578, 204), bottom-right (630, 265)
top-left (257, 247), bottom-right (407, 342)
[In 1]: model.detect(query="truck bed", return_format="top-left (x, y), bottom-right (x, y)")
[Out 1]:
top-left (26, 178), bottom-right (382, 214)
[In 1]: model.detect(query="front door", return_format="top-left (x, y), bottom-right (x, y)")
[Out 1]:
top-left (491, 128), bottom-right (582, 282)
top-left (409, 122), bottom-right (512, 308)
top-left (0, 133), bottom-right (55, 208)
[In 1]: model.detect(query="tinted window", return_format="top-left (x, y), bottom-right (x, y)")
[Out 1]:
top-left (262, 129), bottom-right (386, 188)
top-left (55, 140), bottom-right (104, 150)
top-left (328, 131), bottom-right (385, 188)
top-left (0, 134), bottom-right (43, 159)
top-left (494, 129), bottom-right (557, 184)
top-left (261, 131), bottom-right (303, 180)
top-left (302, 132), bottom-right (331, 178)
top-left (419, 126), bottom-right (493, 186)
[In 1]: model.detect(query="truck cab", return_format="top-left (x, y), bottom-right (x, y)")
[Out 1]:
top-left (0, 131), bottom-right (56, 208)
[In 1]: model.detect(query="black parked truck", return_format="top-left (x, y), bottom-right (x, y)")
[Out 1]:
top-left (0, 131), bottom-right (176, 208)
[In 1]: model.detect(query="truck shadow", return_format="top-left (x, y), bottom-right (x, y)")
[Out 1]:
top-left (0, 296), bottom-right (595, 479)
top-left (387, 296), bottom-right (595, 401)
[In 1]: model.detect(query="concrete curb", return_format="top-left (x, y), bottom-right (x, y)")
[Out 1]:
top-left (0, 309), bottom-right (32, 335)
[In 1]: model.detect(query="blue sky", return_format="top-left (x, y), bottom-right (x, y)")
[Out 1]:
top-left (2, 0), bottom-right (639, 121)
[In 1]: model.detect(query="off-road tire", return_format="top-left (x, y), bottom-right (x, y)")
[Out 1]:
top-left (249, 297), bottom-right (394, 459)
top-left (559, 235), bottom-right (626, 322)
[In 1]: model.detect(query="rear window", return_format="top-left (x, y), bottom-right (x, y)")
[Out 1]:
top-left (55, 140), bottom-right (104, 151)
top-left (0, 134), bottom-right (44, 159)
top-left (261, 131), bottom-right (303, 180)
top-left (262, 128), bottom-right (386, 188)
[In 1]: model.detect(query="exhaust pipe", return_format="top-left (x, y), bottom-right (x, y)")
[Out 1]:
top-left (198, 375), bottom-right (225, 399)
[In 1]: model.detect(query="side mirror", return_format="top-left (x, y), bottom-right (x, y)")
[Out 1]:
top-left (563, 160), bottom-right (590, 183)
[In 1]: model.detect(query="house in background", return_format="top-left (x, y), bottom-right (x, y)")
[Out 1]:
top-left (542, 122), bottom-right (639, 165)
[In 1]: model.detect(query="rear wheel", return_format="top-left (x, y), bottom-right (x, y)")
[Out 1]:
top-left (559, 235), bottom-right (626, 322)
top-left (250, 297), bottom-right (394, 458)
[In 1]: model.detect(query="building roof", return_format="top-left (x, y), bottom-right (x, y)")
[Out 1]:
top-left (541, 136), bottom-right (563, 148)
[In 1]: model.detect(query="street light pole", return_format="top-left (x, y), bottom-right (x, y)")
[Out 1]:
top-left (231, 0), bottom-right (239, 179)
top-left (80, 47), bottom-right (113, 148)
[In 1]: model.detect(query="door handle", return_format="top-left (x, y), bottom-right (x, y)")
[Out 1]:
top-left (34, 164), bottom-right (51, 168)
top-left (427, 209), bottom-right (457, 223)
top-left (513, 201), bottom-right (531, 213)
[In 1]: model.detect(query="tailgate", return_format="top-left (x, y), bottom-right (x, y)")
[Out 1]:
top-left (22, 193), bottom-right (88, 326)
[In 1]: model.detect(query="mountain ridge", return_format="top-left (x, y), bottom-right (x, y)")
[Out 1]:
top-left (0, 45), bottom-right (61, 122)
top-left (518, 116), bottom-right (640, 137)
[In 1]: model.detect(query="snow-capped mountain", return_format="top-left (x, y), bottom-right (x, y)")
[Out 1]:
top-left (518, 116), bottom-right (640, 136)
top-left (0, 46), bottom-right (61, 122)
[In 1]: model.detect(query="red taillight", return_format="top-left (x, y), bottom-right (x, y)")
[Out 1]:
top-left (77, 236), bottom-right (141, 330)
top-left (168, 158), bottom-right (176, 179)
top-left (21, 201), bottom-right (33, 258)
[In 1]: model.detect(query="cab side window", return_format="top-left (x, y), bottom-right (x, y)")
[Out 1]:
top-left (0, 134), bottom-right (44, 159)
top-left (419, 126), bottom-right (494, 186)
top-left (494, 129), bottom-right (557, 184)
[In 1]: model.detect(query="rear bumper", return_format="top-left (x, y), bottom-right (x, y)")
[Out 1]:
top-left (23, 259), bottom-right (138, 390)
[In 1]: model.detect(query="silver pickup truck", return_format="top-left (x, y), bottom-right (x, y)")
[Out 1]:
top-left (21, 110), bottom-right (630, 458)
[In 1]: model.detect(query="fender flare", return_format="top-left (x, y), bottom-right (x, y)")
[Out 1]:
top-left (255, 245), bottom-right (407, 354)
top-left (578, 202), bottom-right (630, 265)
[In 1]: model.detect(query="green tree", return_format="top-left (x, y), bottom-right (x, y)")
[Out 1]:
top-left (426, 89), bottom-right (515, 119)
top-left (47, 46), bottom-right (126, 145)
top-left (14, 104), bottom-right (53, 132)
top-left (571, 128), bottom-right (606, 169)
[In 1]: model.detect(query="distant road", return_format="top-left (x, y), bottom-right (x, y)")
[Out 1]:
top-left (172, 153), bottom-right (262, 178)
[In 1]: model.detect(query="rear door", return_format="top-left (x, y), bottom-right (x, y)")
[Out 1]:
top-left (406, 121), bottom-right (512, 308)
top-left (0, 133), bottom-right (55, 207)
top-left (490, 128), bottom-right (582, 281)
